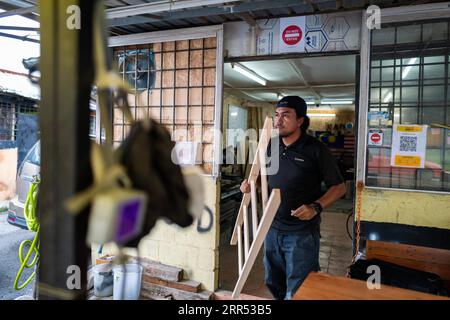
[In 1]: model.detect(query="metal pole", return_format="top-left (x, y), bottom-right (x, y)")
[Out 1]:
top-left (38, 0), bottom-right (95, 300)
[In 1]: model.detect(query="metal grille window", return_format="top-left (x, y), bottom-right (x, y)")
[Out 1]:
top-left (367, 19), bottom-right (450, 192)
top-left (113, 38), bottom-right (217, 174)
top-left (0, 98), bottom-right (37, 141)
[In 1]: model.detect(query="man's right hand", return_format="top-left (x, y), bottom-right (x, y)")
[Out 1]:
top-left (240, 179), bottom-right (251, 193)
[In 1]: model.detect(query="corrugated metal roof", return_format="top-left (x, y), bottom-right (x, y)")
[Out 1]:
top-left (0, 0), bottom-right (448, 36)
top-left (0, 69), bottom-right (40, 100)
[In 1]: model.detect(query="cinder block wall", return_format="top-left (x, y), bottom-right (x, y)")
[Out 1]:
top-left (93, 175), bottom-right (220, 292)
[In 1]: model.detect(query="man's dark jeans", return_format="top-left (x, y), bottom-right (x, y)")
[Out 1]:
top-left (263, 227), bottom-right (320, 300)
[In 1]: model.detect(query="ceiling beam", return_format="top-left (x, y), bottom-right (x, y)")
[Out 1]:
top-left (0, 5), bottom-right (37, 18)
top-left (287, 60), bottom-right (322, 101)
top-left (0, 25), bottom-right (38, 31)
top-left (0, 30), bottom-right (39, 43)
top-left (107, 0), bottom-right (316, 28)
top-left (224, 80), bottom-right (267, 102)
top-left (305, 0), bottom-right (320, 12)
top-left (106, 0), bottom-right (243, 19)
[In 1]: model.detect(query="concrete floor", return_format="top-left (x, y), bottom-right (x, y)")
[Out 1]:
top-left (218, 199), bottom-right (354, 299)
top-left (0, 212), bottom-right (35, 300)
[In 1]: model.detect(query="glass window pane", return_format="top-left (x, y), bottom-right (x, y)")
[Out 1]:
top-left (423, 85), bottom-right (445, 103)
top-left (422, 107), bottom-right (444, 124)
top-left (382, 67), bottom-right (394, 82)
top-left (402, 65), bottom-right (419, 80)
top-left (397, 24), bottom-right (422, 43)
top-left (371, 68), bottom-right (380, 82)
top-left (372, 60), bottom-right (381, 67)
top-left (370, 88), bottom-right (380, 103)
top-left (424, 56), bottom-right (445, 64)
top-left (368, 21), bottom-right (450, 191)
top-left (372, 27), bottom-right (395, 45)
top-left (424, 64), bottom-right (445, 79)
top-left (382, 59), bottom-right (395, 67)
top-left (401, 86), bottom-right (419, 103)
top-left (125, 51), bottom-right (136, 72)
top-left (422, 22), bottom-right (448, 42)
top-left (401, 107), bottom-right (418, 124)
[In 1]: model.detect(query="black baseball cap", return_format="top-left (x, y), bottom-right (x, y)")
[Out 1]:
top-left (276, 96), bottom-right (307, 117)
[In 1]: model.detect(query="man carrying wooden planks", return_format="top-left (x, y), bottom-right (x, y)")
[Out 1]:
top-left (240, 96), bottom-right (347, 300)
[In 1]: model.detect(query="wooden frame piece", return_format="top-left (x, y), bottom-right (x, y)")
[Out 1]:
top-left (229, 116), bottom-right (280, 299)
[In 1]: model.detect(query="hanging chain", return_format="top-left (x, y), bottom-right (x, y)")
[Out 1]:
top-left (347, 181), bottom-right (364, 277)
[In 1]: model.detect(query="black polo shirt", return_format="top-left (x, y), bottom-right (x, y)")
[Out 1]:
top-left (267, 133), bottom-right (344, 233)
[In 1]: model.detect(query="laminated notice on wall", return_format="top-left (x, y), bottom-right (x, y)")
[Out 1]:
top-left (390, 124), bottom-right (428, 168)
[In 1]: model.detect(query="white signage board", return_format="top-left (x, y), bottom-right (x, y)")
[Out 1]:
top-left (279, 17), bottom-right (306, 53)
top-left (390, 125), bottom-right (428, 168)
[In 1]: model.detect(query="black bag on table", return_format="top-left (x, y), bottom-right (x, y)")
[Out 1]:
top-left (349, 258), bottom-right (448, 296)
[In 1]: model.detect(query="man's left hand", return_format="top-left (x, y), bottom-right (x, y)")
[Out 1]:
top-left (291, 205), bottom-right (317, 220)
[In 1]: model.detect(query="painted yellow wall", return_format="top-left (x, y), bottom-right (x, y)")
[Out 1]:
top-left (356, 187), bottom-right (450, 230)
top-left (92, 175), bottom-right (221, 291)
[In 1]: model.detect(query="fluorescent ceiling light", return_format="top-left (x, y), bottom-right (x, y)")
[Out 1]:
top-left (307, 113), bottom-right (336, 117)
top-left (320, 100), bottom-right (354, 105)
top-left (402, 58), bottom-right (418, 79)
top-left (231, 63), bottom-right (267, 86)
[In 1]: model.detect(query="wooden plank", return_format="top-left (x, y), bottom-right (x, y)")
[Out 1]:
top-left (141, 282), bottom-right (213, 300)
top-left (162, 70), bottom-right (174, 88)
top-left (163, 52), bottom-right (175, 69)
top-left (213, 290), bottom-right (268, 300)
top-left (259, 159), bottom-right (268, 212)
top-left (190, 38), bottom-right (203, 49)
top-left (243, 204), bottom-right (250, 259)
top-left (232, 189), bottom-right (281, 299)
top-left (204, 37), bottom-right (217, 49)
top-left (237, 226), bottom-right (243, 273)
top-left (203, 68), bottom-right (216, 86)
top-left (163, 41), bottom-right (175, 52)
top-left (175, 70), bottom-right (188, 87)
top-left (175, 51), bottom-right (189, 69)
top-left (189, 50), bottom-right (203, 68)
top-left (230, 192), bottom-right (250, 245)
top-left (250, 179), bottom-right (258, 237)
top-left (127, 257), bottom-right (183, 282)
top-left (293, 272), bottom-right (449, 300)
top-left (175, 89), bottom-right (188, 106)
top-left (189, 87), bottom-right (202, 106)
top-left (176, 40), bottom-right (189, 51)
top-left (204, 49), bottom-right (216, 67)
top-left (203, 87), bottom-right (215, 105)
top-left (203, 106), bottom-right (215, 124)
top-left (142, 275), bottom-right (201, 293)
top-left (366, 240), bottom-right (450, 281)
top-left (162, 89), bottom-right (174, 107)
top-left (230, 116), bottom-right (272, 245)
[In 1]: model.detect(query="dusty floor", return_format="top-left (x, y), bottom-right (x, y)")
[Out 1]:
top-left (218, 199), bottom-right (354, 299)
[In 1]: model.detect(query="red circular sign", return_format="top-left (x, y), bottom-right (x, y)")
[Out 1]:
top-left (371, 133), bottom-right (381, 143)
top-left (282, 25), bottom-right (302, 45)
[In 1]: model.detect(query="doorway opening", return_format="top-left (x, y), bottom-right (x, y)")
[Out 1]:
top-left (218, 53), bottom-right (358, 298)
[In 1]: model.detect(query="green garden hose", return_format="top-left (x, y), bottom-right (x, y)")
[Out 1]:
top-left (14, 178), bottom-right (40, 291)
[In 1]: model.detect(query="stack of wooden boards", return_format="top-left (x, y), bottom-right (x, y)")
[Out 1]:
top-left (88, 256), bottom-right (213, 300)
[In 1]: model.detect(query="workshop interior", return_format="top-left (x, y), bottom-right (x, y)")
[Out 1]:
top-left (0, 0), bottom-right (449, 301)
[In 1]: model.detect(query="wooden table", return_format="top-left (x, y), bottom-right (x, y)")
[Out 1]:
top-left (293, 272), bottom-right (449, 300)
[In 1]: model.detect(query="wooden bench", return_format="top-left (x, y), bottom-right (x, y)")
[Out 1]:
top-left (365, 240), bottom-right (450, 289)
top-left (293, 272), bottom-right (449, 300)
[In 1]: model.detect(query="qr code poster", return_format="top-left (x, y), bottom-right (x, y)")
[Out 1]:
top-left (390, 124), bottom-right (428, 168)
